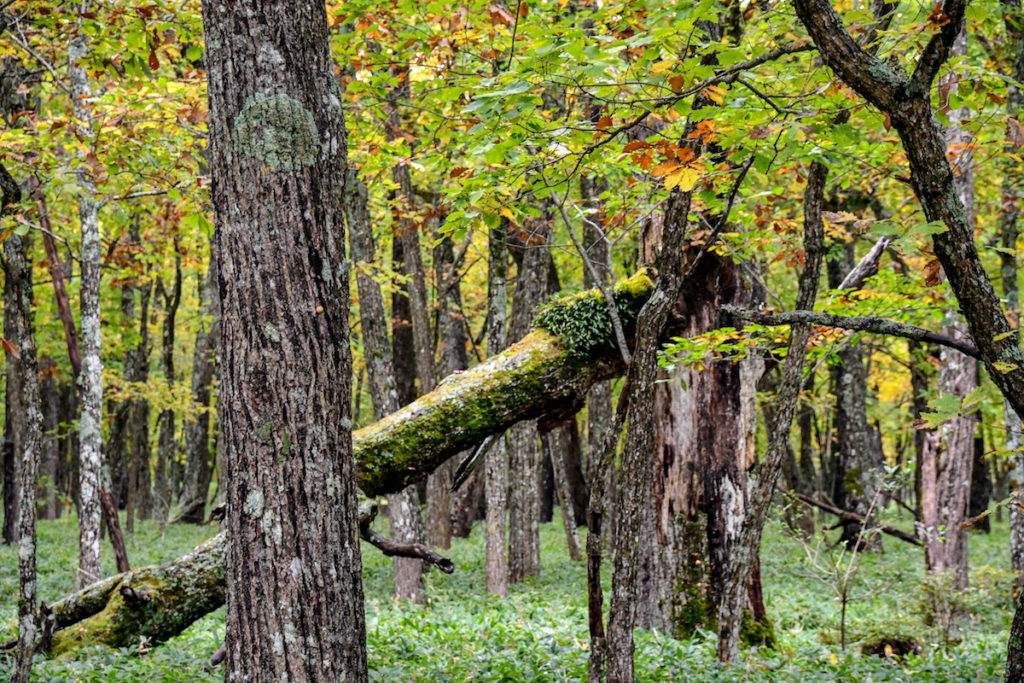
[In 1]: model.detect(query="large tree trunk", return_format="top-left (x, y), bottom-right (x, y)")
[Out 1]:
top-left (5, 230), bottom-right (43, 682)
top-left (69, 4), bottom-right (104, 589)
top-left (41, 274), bottom-right (657, 655)
top-left (175, 241), bottom-right (218, 525)
top-left (201, 0), bottom-right (366, 679)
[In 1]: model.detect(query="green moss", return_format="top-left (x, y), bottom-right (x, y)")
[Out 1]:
top-left (233, 93), bottom-right (321, 171)
top-left (533, 269), bottom-right (654, 358)
top-left (740, 609), bottom-right (777, 649)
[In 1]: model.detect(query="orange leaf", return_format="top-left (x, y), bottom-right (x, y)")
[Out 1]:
top-left (650, 161), bottom-right (682, 177)
top-left (2, 338), bottom-right (20, 360)
top-left (148, 49), bottom-right (160, 70)
top-left (923, 258), bottom-right (943, 287)
top-left (595, 115), bottom-right (613, 130)
top-left (622, 140), bottom-right (650, 153)
top-left (669, 75), bottom-right (683, 93)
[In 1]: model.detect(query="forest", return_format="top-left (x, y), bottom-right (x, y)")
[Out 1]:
top-left (2, 0), bottom-right (1024, 681)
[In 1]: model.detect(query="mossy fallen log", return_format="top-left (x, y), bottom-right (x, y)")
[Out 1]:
top-left (38, 273), bottom-right (655, 655)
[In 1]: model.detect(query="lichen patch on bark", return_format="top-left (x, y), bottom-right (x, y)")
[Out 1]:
top-left (233, 93), bottom-right (321, 171)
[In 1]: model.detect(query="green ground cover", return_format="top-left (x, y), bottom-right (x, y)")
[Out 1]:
top-left (0, 509), bottom-right (1012, 681)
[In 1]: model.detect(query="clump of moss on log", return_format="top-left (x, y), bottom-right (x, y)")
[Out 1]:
top-left (533, 270), bottom-right (654, 358)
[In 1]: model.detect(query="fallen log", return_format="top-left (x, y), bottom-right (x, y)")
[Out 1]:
top-left (36, 272), bottom-right (655, 655)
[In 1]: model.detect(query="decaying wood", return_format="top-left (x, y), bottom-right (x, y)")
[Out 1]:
top-left (35, 274), bottom-right (656, 655)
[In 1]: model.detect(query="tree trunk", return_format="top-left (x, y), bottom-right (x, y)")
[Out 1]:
top-left (606, 186), bottom-right (692, 682)
top-left (507, 212), bottom-right (554, 582)
top-left (485, 218), bottom-right (510, 596)
top-left (827, 241), bottom-right (882, 551)
top-left (153, 256), bottom-right (182, 523)
top-left (201, 0), bottom-right (367, 678)
top-left (1001, 0), bottom-right (1024, 574)
top-left (542, 428), bottom-right (582, 561)
top-left (347, 168), bottom-right (424, 603)
top-left (5, 231), bottom-right (43, 682)
top-left (176, 241), bottom-right (218, 525)
top-left (125, 281), bottom-right (152, 531)
top-left (39, 360), bottom-right (60, 520)
top-left (919, 29), bottom-right (977, 596)
top-left (69, 6), bottom-right (103, 589)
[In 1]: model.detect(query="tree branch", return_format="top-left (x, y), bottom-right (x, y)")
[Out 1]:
top-left (787, 490), bottom-right (922, 546)
top-left (722, 306), bottom-right (980, 359)
top-left (358, 504), bottom-right (454, 574)
top-left (910, 0), bottom-right (969, 93)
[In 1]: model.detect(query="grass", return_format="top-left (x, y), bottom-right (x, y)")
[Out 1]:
top-left (0, 507), bottom-right (1014, 681)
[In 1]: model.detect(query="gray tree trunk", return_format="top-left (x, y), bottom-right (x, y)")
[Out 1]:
top-left (176, 240), bottom-right (218, 524)
top-left (6, 232), bottom-right (43, 683)
top-left (153, 256), bottom-right (182, 523)
top-left (347, 168), bottom-right (425, 603)
top-left (69, 4), bottom-right (104, 589)
top-left (201, 0), bottom-right (367, 678)
top-left (485, 218), bottom-right (509, 596)
top-left (124, 280), bottom-right (152, 531)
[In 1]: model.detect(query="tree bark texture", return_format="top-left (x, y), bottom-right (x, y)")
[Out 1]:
top-left (919, 29), bottom-right (977, 593)
top-left (606, 186), bottom-right (692, 683)
top-left (6, 232), bottom-right (43, 683)
top-left (201, 0), bottom-right (367, 679)
top-left (69, 3), bottom-right (104, 590)
top-left (714, 161), bottom-right (826, 662)
top-left (485, 218), bottom-right (509, 596)
top-left (125, 280), bottom-right (152, 531)
top-left (507, 211), bottom-right (554, 582)
top-left (826, 241), bottom-right (881, 551)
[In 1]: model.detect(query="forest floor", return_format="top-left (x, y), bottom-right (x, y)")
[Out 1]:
top-left (0, 507), bottom-right (1013, 681)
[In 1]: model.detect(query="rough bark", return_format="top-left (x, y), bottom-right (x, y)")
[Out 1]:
top-left (201, 0), bottom-right (367, 679)
top-left (715, 161), bottom-right (827, 662)
top-left (69, 3), bottom-right (103, 589)
top-left (485, 218), bottom-right (509, 596)
top-left (605, 186), bottom-right (691, 683)
top-left (919, 29), bottom-right (977, 595)
top-left (176, 241), bottom-right (218, 525)
top-left (1001, 0), bottom-right (1024, 574)
top-left (6, 231), bottom-right (42, 682)
top-left (507, 211), bottom-right (554, 582)
top-left (968, 431), bottom-right (991, 533)
top-left (347, 168), bottom-right (424, 603)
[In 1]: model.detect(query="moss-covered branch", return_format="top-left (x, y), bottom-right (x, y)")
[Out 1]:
top-left (39, 272), bottom-right (656, 655)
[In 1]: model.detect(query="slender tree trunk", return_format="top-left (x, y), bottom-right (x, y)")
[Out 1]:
top-left (203, 0), bottom-right (367, 678)
top-left (542, 429), bottom-right (582, 561)
top-left (39, 360), bottom-right (59, 520)
top-left (6, 232), bottom-right (43, 683)
top-left (1001, 0), bottom-right (1024, 575)
top-left (827, 242), bottom-right (881, 551)
top-left (347, 168), bottom-right (425, 603)
top-left (125, 281), bottom-right (152, 531)
top-left (69, 4), bottom-right (103, 589)
top-left (485, 218), bottom-right (509, 596)
top-left (176, 241), bottom-right (218, 524)
top-left (606, 187), bottom-right (692, 682)
top-left (507, 212), bottom-right (554, 582)
top-left (153, 255), bottom-right (182, 523)
top-left (919, 29), bottom-right (977, 597)
top-left (715, 161), bottom-right (827, 663)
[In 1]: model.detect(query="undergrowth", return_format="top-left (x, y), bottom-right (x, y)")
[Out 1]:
top-left (0, 508), bottom-right (1011, 681)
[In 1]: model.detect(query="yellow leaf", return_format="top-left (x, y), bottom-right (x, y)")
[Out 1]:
top-left (701, 85), bottom-right (727, 105)
top-left (650, 161), bottom-right (682, 177)
top-left (651, 59), bottom-right (677, 76)
top-left (665, 164), bottom-right (702, 192)
top-left (499, 206), bottom-right (516, 221)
